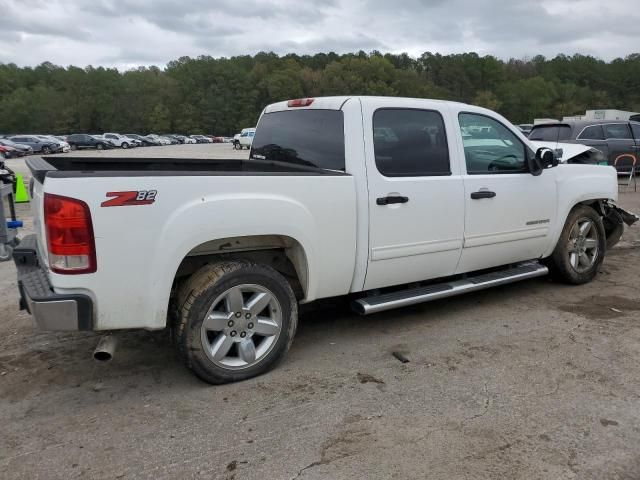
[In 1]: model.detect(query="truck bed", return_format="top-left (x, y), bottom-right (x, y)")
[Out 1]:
top-left (27, 156), bottom-right (345, 182)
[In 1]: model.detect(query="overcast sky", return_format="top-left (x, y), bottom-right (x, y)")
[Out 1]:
top-left (1, 0), bottom-right (638, 69)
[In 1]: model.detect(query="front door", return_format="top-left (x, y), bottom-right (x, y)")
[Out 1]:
top-left (455, 112), bottom-right (557, 273)
top-left (363, 101), bottom-right (465, 290)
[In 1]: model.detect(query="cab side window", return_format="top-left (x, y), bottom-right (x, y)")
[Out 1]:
top-left (632, 123), bottom-right (640, 139)
top-left (372, 108), bottom-right (450, 177)
top-left (459, 113), bottom-right (526, 174)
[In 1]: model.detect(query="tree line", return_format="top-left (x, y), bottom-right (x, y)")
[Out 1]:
top-left (1, 51), bottom-right (639, 135)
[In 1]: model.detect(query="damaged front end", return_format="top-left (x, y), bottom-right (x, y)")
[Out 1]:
top-left (599, 200), bottom-right (639, 249)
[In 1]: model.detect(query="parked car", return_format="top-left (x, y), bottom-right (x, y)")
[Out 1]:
top-left (103, 133), bottom-right (136, 149)
top-left (66, 134), bottom-right (114, 150)
top-left (9, 96), bottom-right (637, 385)
top-left (0, 145), bottom-right (18, 159)
top-left (147, 134), bottom-right (171, 145)
top-left (191, 135), bottom-right (212, 144)
top-left (517, 124), bottom-right (533, 136)
top-left (233, 128), bottom-right (255, 150)
top-left (529, 120), bottom-right (640, 168)
top-left (0, 138), bottom-right (32, 156)
top-left (180, 135), bottom-right (197, 144)
top-left (35, 135), bottom-right (70, 153)
top-left (8, 135), bottom-right (62, 154)
top-left (163, 135), bottom-right (180, 145)
top-left (125, 134), bottom-right (159, 147)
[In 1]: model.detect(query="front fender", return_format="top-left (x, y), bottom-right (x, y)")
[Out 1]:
top-left (543, 164), bottom-right (618, 257)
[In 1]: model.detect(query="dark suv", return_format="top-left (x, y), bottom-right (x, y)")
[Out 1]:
top-left (529, 120), bottom-right (640, 167)
top-left (67, 134), bottom-right (114, 150)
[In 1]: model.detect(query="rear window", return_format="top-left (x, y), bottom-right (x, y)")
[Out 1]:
top-left (251, 110), bottom-right (345, 171)
top-left (528, 125), bottom-right (572, 141)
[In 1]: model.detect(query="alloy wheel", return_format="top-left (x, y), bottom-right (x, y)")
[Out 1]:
top-left (200, 284), bottom-right (282, 370)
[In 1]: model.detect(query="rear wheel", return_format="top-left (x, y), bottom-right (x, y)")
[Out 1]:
top-left (175, 261), bottom-right (298, 384)
top-left (70, 144), bottom-right (77, 151)
top-left (42, 146), bottom-right (51, 155)
top-left (548, 205), bottom-right (606, 284)
top-left (97, 143), bottom-right (104, 150)
top-left (121, 142), bottom-right (129, 149)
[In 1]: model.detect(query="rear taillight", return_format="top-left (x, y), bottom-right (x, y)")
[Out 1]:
top-left (287, 98), bottom-right (314, 107)
top-left (44, 193), bottom-right (96, 274)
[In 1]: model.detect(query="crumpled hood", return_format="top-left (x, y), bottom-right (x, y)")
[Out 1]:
top-left (530, 141), bottom-right (599, 163)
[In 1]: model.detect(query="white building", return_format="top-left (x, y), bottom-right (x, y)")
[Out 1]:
top-left (562, 109), bottom-right (640, 122)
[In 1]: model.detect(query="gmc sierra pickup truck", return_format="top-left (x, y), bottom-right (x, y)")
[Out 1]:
top-left (5, 96), bottom-right (637, 384)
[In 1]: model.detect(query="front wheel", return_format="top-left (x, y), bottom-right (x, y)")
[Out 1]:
top-left (548, 205), bottom-right (606, 285)
top-left (121, 142), bottom-right (129, 149)
top-left (96, 143), bottom-right (104, 150)
top-left (175, 261), bottom-right (298, 384)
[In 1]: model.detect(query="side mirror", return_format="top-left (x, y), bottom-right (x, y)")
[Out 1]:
top-left (530, 147), bottom-right (557, 176)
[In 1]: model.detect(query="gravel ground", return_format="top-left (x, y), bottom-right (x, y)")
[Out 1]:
top-left (1, 146), bottom-right (640, 479)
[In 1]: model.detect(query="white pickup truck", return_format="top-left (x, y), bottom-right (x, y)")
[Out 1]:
top-left (233, 128), bottom-right (256, 150)
top-left (7, 96), bottom-right (637, 384)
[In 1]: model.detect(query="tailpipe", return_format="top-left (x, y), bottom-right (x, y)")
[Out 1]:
top-left (94, 335), bottom-right (117, 362)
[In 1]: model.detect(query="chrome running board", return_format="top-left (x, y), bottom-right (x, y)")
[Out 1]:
top-left (352, 261), bottom-right (548, 315)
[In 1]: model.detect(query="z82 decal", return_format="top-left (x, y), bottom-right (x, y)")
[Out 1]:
top-left (101, 190), bottom-right (157, 207)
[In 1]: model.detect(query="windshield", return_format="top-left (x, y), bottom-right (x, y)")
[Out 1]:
top-left (251, 110), bottom-right (345, 171)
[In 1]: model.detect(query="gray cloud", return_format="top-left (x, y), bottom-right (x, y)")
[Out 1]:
top-left (0, 0), bottom-right (637, 68)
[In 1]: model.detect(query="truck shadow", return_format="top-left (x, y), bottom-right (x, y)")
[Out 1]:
top-left (1, 276), bottom-right (554, 402)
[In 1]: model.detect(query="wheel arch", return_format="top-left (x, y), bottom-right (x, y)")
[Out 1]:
top-left (172, 234), bottom-right (309, 299)
top-left (543, 196), bottom-right (613, 258)
top-left (158, 234), bottom-right (310, 331)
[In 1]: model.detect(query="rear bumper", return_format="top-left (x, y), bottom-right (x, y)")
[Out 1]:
top-left (13, 235), bottom-right (94, 331)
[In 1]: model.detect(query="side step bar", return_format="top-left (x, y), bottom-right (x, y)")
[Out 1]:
top-left (352, 261), bottom-right (548, 315)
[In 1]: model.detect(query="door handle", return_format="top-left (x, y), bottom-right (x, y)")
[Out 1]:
top-left (376, 195), bottom-right (409, 206)
top-left (470, 190), bottom-right (496, 199)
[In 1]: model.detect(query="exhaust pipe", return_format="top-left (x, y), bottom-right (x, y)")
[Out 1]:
top-left (94, 335), bottom-right (117, 362)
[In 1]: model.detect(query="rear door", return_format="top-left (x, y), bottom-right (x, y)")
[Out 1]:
top-left (361, 99), bottom-right (465, 290)
top-left (603, 123), bottom-right (636, 165)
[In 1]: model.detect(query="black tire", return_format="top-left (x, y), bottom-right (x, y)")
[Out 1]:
top-left (42, 146), bottom-right (51, 155)
top-left (603, 210), bottom-right (624, 250)
top-left (70, 144), bottom-right (77, 151)
top-left (121, 142), bottom-right (129, 149)
top-left (97, 143), bottom-right (104, 150)
top-left (174, 261), bottom-right (298, 384)
top-left (548, 205), bottom-right (606, 285)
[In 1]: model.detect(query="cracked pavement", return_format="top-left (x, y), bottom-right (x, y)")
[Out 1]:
top-left (1, 147), bottom-right (640, 479)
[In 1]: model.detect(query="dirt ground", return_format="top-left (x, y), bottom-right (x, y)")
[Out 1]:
top-left (1, 146), bottom-right (640, 479)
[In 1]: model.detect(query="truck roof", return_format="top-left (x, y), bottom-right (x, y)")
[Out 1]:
top-left (264, 96), bottom-right (468, 113)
